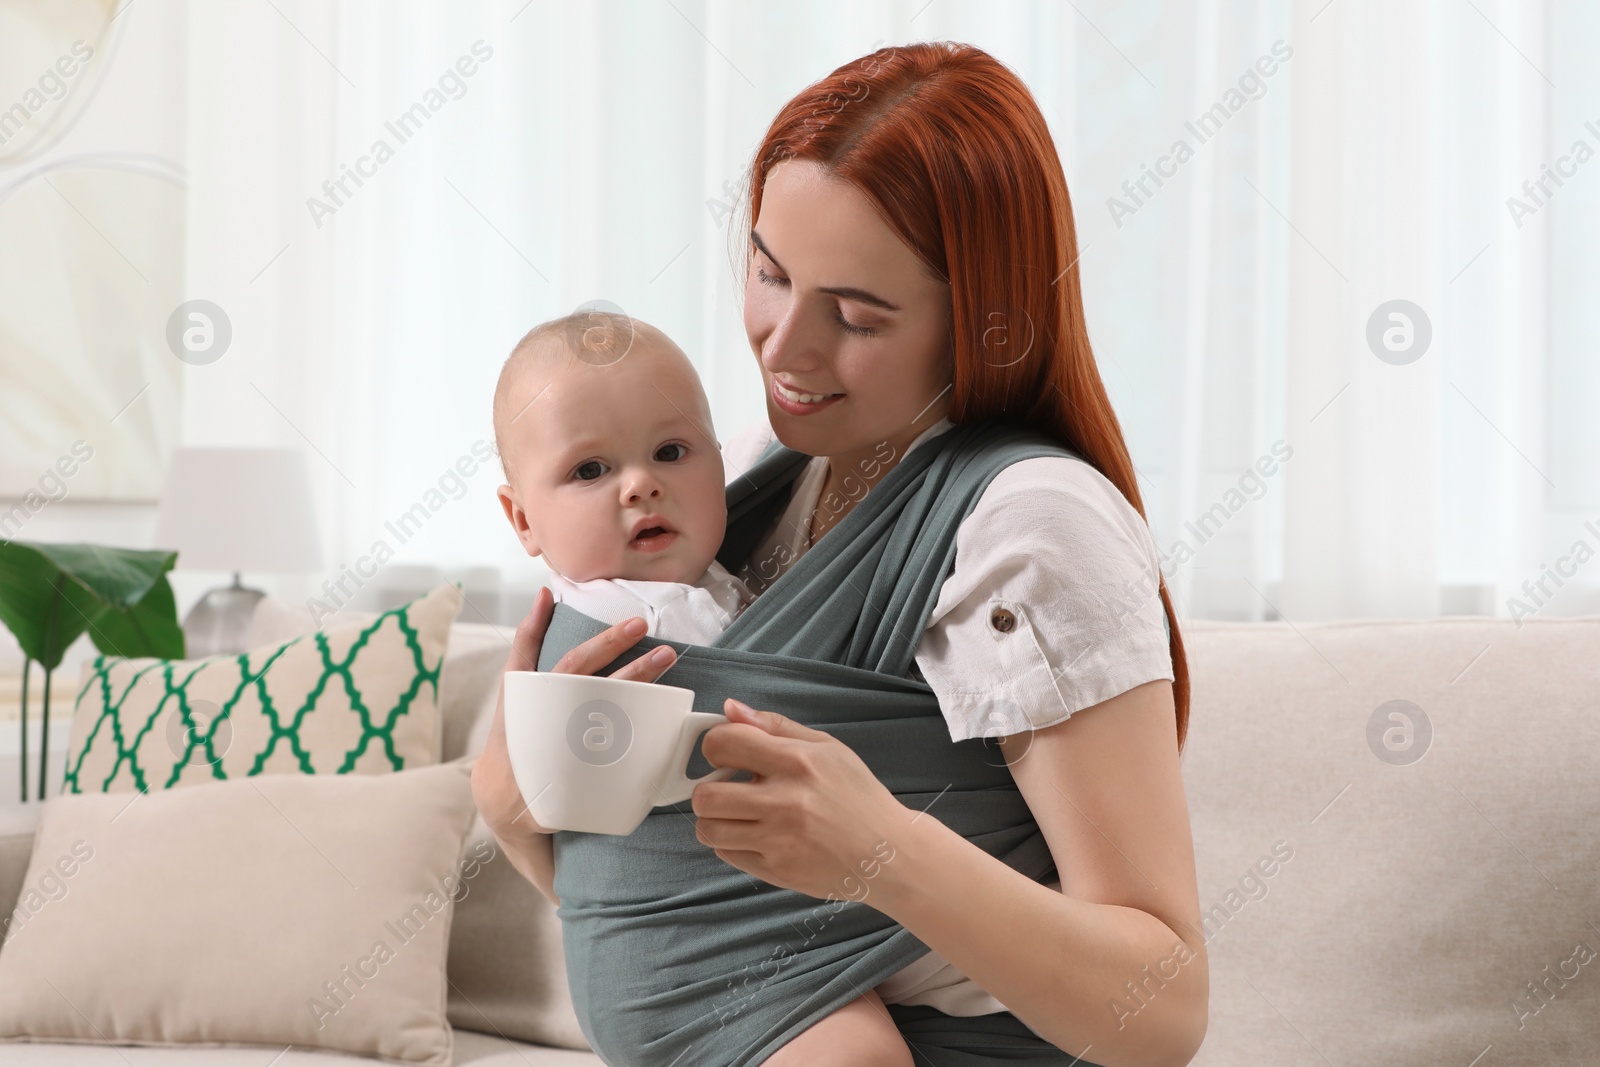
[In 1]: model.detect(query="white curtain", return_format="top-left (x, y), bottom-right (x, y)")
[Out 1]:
top-left (169, 0), bottom-right (1598, 624)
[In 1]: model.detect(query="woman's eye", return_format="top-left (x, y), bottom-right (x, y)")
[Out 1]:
top-left (755, 265), bottom-right (789, 287)
top-left (573, 460), bottom-right (607, 481)
top-left (656, 443), bottom-right (688, 462)
top-left (834, 307), bottom-right (878, 338)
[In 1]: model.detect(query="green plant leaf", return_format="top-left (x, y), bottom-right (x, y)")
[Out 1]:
top-left (0, 544), bottom-right (95, 669)
top-left (0, 541), bottom-right (181, 668)
top-left (87, 574), bottom-right (186, 659)
top-left (28, 542), bottom-right (176, 607)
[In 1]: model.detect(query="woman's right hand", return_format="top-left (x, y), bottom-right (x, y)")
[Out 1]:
top-left (470, 587), bottom-right (679, 897)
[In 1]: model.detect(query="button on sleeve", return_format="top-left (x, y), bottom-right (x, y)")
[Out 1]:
top-left (914, 457), bottom-right (1175, 743)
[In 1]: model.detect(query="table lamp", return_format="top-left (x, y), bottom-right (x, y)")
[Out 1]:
top-left (153, 447), bottom-right (324, 657)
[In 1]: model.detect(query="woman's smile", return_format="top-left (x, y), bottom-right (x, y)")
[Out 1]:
top-left (771, 376), bottom-right (845, 415)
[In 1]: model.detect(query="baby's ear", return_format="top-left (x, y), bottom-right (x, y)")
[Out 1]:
top-left (496, 484), bottom-right (542, 558)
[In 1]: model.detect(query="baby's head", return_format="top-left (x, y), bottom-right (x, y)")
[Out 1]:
top-left (493, 311), bottom-right (727, 586)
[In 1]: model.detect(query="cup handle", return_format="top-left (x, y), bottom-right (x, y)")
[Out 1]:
top-left (654, 712), bottom-right (736, 806)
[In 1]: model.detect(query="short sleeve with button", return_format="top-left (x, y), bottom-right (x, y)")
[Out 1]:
top-left (913, 455), bottom-right (1175, 743)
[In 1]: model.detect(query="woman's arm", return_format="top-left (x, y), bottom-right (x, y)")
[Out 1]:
top-left (867, 678), bottom-right (1207, 1067)
top-left (470, 587), bottom-right (680, 909)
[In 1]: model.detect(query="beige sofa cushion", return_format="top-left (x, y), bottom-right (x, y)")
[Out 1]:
top-left (445, 825), bottom-right (589, 1051)
top-left (0, 758), bottom-right (480, 1066)
top-left (1181, 616), bottom-right (1600, 1067)
top-left (1, 765), bottom-right (591, 1059)
top-left (249, 595), bottom-right (590, 1052)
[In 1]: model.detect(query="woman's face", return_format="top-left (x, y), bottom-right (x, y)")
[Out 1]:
top-left (743, 159), bottom-right (954, 465)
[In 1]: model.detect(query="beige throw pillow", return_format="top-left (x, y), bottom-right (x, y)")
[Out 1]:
top-left (248, 594), bottom-right (591, 1051)
top-left (62, 582), bottom-right (463, 794)
top-left (0, 758), bottom-right (480, 1065)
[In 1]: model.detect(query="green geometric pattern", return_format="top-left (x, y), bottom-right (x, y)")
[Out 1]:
top-left (61, 584), bottom-right (461, 795)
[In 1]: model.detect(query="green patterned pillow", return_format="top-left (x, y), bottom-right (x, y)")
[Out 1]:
top-left (61, 582), bottom-right (464, 794)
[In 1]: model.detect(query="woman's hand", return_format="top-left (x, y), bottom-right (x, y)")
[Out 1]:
top-left (690, 699), bottom-right (911, 903)
top-left (470, 586), bottom-right (678, 898)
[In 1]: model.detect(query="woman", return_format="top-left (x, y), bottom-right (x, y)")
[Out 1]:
top-left (473, 42), bottom-right (1206, 1067)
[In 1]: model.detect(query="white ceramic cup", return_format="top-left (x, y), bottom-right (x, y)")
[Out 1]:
top-left (502, 671), bottom-right (735, 835)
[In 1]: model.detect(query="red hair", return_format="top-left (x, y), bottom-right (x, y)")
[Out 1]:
top-left (741, 41), bottom-right (1191, 748)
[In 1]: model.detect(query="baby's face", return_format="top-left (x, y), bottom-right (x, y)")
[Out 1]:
top-left (496, 337), bottom-right (727, 585)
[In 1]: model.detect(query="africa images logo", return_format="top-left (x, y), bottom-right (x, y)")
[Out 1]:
top-left (566, 699), bottom-right (633, 767)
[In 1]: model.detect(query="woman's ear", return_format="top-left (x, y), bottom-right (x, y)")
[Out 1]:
top-left (496, 484), bottom-right (542, 559)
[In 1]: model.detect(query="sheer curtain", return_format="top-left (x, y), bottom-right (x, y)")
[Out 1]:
top-left (175, 0), bottom-right (1597, 624)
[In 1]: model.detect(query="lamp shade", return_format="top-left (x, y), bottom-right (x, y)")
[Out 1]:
top-left (152, 447), bottom-right (323, 573)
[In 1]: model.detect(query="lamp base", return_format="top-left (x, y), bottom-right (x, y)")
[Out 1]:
top-left (183, 573), bottom-right (266, 658)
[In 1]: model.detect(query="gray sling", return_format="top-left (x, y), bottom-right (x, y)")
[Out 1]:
top-left (535, 416), bottom-right (1108, 1067)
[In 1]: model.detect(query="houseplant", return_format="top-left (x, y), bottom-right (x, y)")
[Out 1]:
top-left (0, 541), bottom-right (184, 801)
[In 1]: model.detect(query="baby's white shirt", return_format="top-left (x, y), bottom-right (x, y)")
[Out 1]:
top-left (545, 559), bottom-right (754, 645)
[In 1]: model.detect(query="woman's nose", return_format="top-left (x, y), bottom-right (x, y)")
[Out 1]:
top-left (760, 301), bottom-right (824, 377)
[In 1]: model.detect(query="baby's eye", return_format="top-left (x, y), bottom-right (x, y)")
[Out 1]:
top-left (573, 460), bottom-right (607, 481)
top-left (656, 443), bottom-right (688, 462)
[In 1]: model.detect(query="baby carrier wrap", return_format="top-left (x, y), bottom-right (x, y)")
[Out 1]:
top-left (535, 417), bottom-right (1104, 1066)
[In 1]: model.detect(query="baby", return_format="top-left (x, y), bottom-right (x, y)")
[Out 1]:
top-left (492, 310), bottom-right (752, 637)
top-left (492, 309), bottom-right (920, 1066)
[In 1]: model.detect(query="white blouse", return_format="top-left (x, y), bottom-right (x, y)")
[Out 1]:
top-left (720, 416), bottom-right (1175, 744)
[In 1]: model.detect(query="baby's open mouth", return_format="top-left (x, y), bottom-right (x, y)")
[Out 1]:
top-left (624, 521), bottom-right (675, 556)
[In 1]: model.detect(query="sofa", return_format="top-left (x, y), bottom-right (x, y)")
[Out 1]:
top-left (0, 608), bottom-right (1595, 1066)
